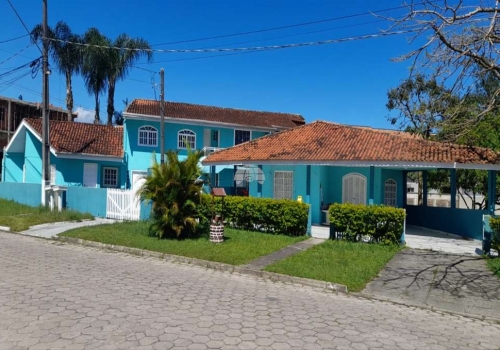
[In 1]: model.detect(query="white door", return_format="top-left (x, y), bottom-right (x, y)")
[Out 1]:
top-left (203, 129), bottom-right (211, 148)
top-left (83, 163), bottom-right (98, 188)
top-left (132, 171), bottom-right (147, 198)
top-left (50, 165), bottom-right (57, 185)
top-left (342, 174), bottom-right (366, 204)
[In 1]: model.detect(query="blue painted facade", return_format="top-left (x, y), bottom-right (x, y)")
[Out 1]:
top-left (0, 182), bottom-right (41, 207)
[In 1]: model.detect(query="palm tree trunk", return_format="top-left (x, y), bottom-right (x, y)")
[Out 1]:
top-left (94, 92), bottom-right (100, 124)
top-left (107, 80), bottom-right (115, 125)
top-left (65, 70), bottom-right (73, 121)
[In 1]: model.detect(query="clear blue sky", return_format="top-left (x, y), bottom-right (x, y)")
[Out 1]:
top-left (0, 0), bottom-right (418, 128)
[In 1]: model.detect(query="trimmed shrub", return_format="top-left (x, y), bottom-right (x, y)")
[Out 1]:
top-left (329, 203), bottom-right (406, 245)
top-left (197, 195), bottom-right (309, 236)
top-left (488, 217), bottom-right (500, 255)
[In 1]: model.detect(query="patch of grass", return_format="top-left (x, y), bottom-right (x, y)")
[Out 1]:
top-left (0, 198), bottom-right (93, 232)
top-left (265, 240), bottom-right (403, 292)
top-left (486, 257), bottom-right (500, 278)
top-left (61, 221), bottom-right (306, 265)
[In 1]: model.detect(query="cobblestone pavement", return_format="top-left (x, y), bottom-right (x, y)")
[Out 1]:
top-left (0, 233), bottom-right (499, 350)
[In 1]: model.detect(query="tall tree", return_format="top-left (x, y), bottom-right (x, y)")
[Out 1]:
top-left (106, 35), bottom-right (152, 125)
top-left (386, 0), bottom-right (500, 138)
top-left (81, 28), bottom-right (110, 124)
top-left (31, 21), bottom-right (82, 120)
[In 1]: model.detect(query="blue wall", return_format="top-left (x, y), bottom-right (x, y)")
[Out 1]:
top-left (406, 205), bottom-right (486, 240)
top-left (0, 182), bottom-right (41, 207)
top-left (3, 153), bottom-right (24, 182)
top-left (66, 187), bottom-right (107, 217)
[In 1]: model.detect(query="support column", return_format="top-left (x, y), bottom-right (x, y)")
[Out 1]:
top-left (488, 170), bottom-right (496, 215)
top-left (422, 170), bottom-right (428, 207)
top-left (450, 169), bottom-right (457, 209)
top-left (7, 100), bottom-right (11, 142)
top-left (403, 171), bottom-right (408, 207)
top-left (257, 165), bottom-right (263, 198)
top-left (368, 166), bottom-right (375, 205)
top-left (210, 166), bottom-right (216, 190)
top-left (306, 165), bottom-right (312, 236)
top-left (233, 165), bottom-right (237, 195)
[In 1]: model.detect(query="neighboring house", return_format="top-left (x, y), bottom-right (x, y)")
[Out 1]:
top-left (0, 95), bottom-right (77, 180)
top-left (123, 99), bottom-right (305, 195)
top-left (2, 118), bottom-right (124, 188)
top-left (203, 121), bottom-right (500, 240)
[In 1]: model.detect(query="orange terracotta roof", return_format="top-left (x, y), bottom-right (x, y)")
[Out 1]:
top-left (203, 121), bottom-right (500, 167)
top-left (125, 99), bottom-right (305, 129)
top-left (25, 118), bottom-right (123, 158)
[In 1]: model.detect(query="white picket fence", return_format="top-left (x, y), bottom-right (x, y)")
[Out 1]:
top-left (106, 188), bottom-right (141, 220)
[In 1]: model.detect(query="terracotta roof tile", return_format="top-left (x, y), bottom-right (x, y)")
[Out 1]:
top-left (125, 99), bottom-right (305, 129)
top-left (203, 121), bottom-right (500, 166)
top-left (25, 118), bottom-right (123, 157)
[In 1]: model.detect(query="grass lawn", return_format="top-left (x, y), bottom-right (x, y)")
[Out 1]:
top-left (60, 221), bottom-right (306, 265)
top-left (486, 257), bottom-right (500, 278)
top-left (265, 240), bottom-right (403, 292)
top-left (0, 198), bottom-right (93, 232)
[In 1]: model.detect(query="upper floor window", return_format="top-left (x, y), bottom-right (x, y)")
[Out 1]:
top-left (178, 129), bottom-right (196, 149)
top-left (235, 130), bottom-right (251, 145)
top-left (212, 130), bottom-right (219, 142)
top-left (138, 126), bottom-right (158, 147)
top-left (342, 173), bottom-right (366, 205)
top-left (384, 179), bottom-right (397, 207)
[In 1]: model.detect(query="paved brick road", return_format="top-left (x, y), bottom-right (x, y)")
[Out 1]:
top-left (0, 233), bottom-right (499, 350)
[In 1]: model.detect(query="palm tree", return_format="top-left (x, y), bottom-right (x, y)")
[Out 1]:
top-left (139, 150), bottom-right (203, 239)
top-left (81, 28), bottom-right (110, 123)
top-left (105, 35), bottom-right (153, 125)
top-left (31, 21), bottom-right (82, 120)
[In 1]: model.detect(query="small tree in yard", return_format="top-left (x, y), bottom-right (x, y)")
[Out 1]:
top-left (140, 150), bottom-right (203, 239)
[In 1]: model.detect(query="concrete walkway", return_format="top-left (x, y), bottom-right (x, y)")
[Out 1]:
top-left (363, 249), bottom-right (500, 320)
top-left (242, 237), bottom-right (325, 270)
top-left (405, 225), bottom-right (486, 256)
top-left (18, 218), bottom-right (116, 239)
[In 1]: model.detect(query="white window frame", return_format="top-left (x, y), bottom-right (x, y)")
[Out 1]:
top-left (384, 179), bottom-right (397, 207)
top-left (138, 126), bottom-right (158, 147)
top-left (274, 171), bottom-right (293, 200)
top-left (234, 129), bottom-right (251, 145)
top-left (50, 165), bottom-right (56, 185)
top-left (178, 129), bottom-right (196, 149)
top-left (102, 167), bottom-right (119, 188)
top-left (342, 173), bottom-right (367, 205)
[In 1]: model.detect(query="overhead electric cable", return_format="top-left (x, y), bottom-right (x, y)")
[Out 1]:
top-left (5, 0), bottom-right (42, 53)
top-left (0, 33), bottom-right (30, 44)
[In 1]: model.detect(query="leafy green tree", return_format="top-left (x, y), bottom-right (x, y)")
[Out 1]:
top-left (105, 35), bottom-right (152, 125)
top-left (82, 28), bottom-right (110, 124)
top-left (139, 150), bottom-right (203, 239)
top-left (31, 21), bottom-right (82, 120)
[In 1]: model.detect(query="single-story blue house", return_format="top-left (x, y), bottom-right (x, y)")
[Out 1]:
top-left (203, 121), bottom-right (500, 240)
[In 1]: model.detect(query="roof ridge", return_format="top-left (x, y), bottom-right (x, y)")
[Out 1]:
top-left (130, 98), bottom-right (304, 119)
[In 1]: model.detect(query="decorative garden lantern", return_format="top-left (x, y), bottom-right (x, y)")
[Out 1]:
top-left (210, 187), bottom-right (226, 243)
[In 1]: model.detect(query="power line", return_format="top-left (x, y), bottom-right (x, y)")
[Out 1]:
top-left (151, 4), bottom-right (413, 47)
top-left (46, 29), bottom-right (416, 54)
top-left (5, 0), bottom-right (42, 54)
top-left (0, 33), bottom-right (30, 44)
top-left (0, 44), bottom-right (33, 66)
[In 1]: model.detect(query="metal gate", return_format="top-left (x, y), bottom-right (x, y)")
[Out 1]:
top-left (106, 188), bottom-right (140, 220)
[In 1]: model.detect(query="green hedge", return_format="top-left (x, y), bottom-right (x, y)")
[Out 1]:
top-left (487, 217), bottom-right (500, 254)
top-left (329, 203), bottom-right (406, 245)
top-left (197, 195), bottom-right (309, 236)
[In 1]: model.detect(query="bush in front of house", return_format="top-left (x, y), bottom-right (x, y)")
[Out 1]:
top-left (329, 203), bottom-right (406, 244)
top-left (197, 195), bottom-right (309, 236)
top-left (487, 216), bottom-right (500, 255)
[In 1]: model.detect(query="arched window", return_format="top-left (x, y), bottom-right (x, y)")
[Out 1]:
top-left (384, 179), bottom-right (397, 207)
top-left (138, 126), bottom-right (158, 147)
top-left (342, 173), bottom-right (366, 205)
top-left (178, 129), bottom-right (196, 149)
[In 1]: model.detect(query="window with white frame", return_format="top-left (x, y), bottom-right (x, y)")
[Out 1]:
top-left (138, 126), bottom-right (158, 147)
top-left (103, 167), bottom-right (118, 188)
top-left (178, 129), bottom-right (196, 149)
top-left (274, 171), bottom-right (293, 200)
top-left (384, 179), bottom-right (397, 207)
top-left (342, 173), bottom-right (366, 204)
top-left (50, 165), bottom-right (56, 185)
top-left (234, 130), bottom-right (250, 145)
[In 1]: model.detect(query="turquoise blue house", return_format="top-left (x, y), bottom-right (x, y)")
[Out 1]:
top-left (203, 121), bottom-right (500, 240)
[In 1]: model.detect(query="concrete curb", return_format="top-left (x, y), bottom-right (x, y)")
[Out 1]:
top-left (0, 226), bottom-right (10, 232)
top-left (56, 236), bottom-right (348, 294)
top-left (351, 292), bottom-right (500, 325)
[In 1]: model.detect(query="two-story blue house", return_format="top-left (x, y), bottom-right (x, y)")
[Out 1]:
top-left (1, 99), bottom-right (304, 198)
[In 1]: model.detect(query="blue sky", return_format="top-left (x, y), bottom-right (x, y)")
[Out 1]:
top-left (0, 0), bottom-right (419, 127)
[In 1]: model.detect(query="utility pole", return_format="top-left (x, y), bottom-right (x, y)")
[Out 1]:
top-left (160, 68), bottom-right (165, 165)
top-left (41, 0), bottom-right (50, 205)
